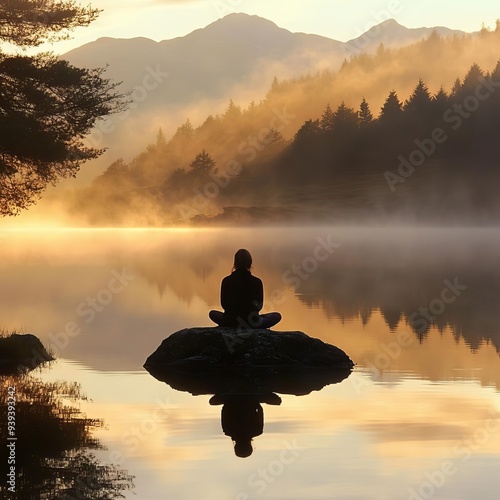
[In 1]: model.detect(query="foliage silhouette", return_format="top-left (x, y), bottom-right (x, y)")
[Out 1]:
top-left (190, 149), bottom-right (216, 172)
top-left (0, 374), bottom-right (134, 498)
top-left (0, 0), bottom-right (99, 47)
top-left (0, 0), bottom-right (126, 216)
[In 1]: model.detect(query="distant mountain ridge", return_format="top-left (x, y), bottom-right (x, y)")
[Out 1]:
top-left (63, 14), bottom-right (346, 104)
top-left (63, 13), bottom-right (466, 110)
top-left (59, 13), bottom-right (468, 183)
top-left (344, 18), bottom-right (464, 54)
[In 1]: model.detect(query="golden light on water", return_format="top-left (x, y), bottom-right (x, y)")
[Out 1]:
top-left (2, 227), bottom-right (499, 498)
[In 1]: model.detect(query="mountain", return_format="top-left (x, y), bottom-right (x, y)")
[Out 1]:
top-left (60, 13), bottom-right (467, 182)
top-left (344, 18), bottom-right (464, 55)
top-left (64, 14), bottom-right (465, 108)
top-left (63, 14), bottom-right (346, 110)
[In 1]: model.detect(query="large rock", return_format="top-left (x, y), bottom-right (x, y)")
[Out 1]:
top-left (144, 327), bottom-right (354, 396)
top-left (0, 334), bottom-right (54, 375)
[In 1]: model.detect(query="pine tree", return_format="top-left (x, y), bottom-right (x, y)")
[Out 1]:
top-left (404, 79), bottom-right (432, 114)
top-left (271, 76), bottom-right (279, 91)
top-left (488, 59), bottom-right (500, 107)
top-left (320, 104), bottom-right (335, 133)
top-left (331, 102), bottom-right (359, 135)
top-left (224, 99), bottom-right (242, 120)
top-left (293, 119), bottom-right (321, 145)
top-left (358, 98), bottom-right (374, 126)
top-left (172, 119), bottom-right (195, 142)
top-left (190, 150), bottom-right (215, 172)
top-left (264, 129), bottom-right (285, 145)
top-left (432, 87), bottom-right (450, 114)
top-left (479, 22), bottom-right (491, 37)
top-left (96, 158), bottom-right (129, 187)
top-left (375, 43), bottom-right (387, 60)
top-left (156, 128), bottom-right (167, 148)
top-left (461, 64), bottom-right (485, 93)
top-left (450, 78), bottom-right (462, 101)
top-left (198, 115), bottom-right (215, 132)
top-left (491, 58), bottom-right (500, 81)
top-left (0, 0), bottom-right (125, 216)
top-left (423, 30), bottom-right (441, 49)
top-left (379, 91), bottom-right (403, 125)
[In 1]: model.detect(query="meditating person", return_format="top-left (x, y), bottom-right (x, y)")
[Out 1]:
top-left (209, 248), bottom-right (282, 329)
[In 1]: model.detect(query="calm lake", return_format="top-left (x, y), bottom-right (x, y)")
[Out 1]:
top-left (1, 226), bottom-right (499, 500)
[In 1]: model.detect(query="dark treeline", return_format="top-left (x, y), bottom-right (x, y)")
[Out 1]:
top-left (290, 61), bottom-right (500, 184)
top-left (70, 25), bottom-right (500, 225)
top-left (199, 60), bottom-right (500, 225)
top-left (235, 60), bottom-right (500, 224)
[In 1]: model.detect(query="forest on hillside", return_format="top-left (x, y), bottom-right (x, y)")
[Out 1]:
top-left (70, 26), bottom-right (500, 226)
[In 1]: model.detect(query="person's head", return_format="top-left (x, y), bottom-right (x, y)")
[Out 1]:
top-left (233, 438), bottom-right (254, 458)
top-left (233, 249), bottom-right (252, 271)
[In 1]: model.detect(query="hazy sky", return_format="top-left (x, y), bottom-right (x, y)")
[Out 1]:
top-left (41, 0), bottom-right (500, 54)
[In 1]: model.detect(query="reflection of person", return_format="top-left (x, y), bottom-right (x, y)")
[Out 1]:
top-left (210, 393), bottom-right (281, 458)
top-left (209, 249), bottom-right (281, 329)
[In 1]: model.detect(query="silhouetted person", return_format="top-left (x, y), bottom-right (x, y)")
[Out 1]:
top-left (210, 393), bottom-right (281, 458)
top-left (209, 249), bottom-right (282, 329)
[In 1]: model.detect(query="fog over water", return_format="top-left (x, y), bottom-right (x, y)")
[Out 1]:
top-left (1, 225), bottom-right (498, 370)
top-left (1, 226), bottom-right (499, 499)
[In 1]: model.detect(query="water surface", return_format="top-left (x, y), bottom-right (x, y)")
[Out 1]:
top-left (1, 227), bottom-right (499, 499)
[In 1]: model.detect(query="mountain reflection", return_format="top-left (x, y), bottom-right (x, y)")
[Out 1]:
top-left (127, 228), bottom-right (500, 353)
top-left (0, 374), bottom-right (134, 499)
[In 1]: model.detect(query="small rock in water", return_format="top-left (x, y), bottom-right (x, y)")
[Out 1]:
top-left (144, 327), bottom-right (354, 396)
top-left (0, 333), bottom-right (54, 375)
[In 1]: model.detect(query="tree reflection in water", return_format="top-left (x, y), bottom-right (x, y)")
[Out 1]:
top-left (125, 228), bottom-right (500, 353)
top-left (0, 374), bottom-right (134, 499)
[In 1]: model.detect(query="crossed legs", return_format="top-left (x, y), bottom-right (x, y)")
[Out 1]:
top-left (209, 310), bottom-right (282, 329)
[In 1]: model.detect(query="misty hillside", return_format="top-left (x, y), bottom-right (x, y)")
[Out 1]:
top-left (60, 13), bottom-right (467, 182)
top-left (67, 25), bottom-right (500, 227)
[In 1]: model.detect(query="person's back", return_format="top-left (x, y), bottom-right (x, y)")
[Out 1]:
top-left (221, 268), bottom-right (263, 326)
top-left (209, 249), bottom-right (281, 329)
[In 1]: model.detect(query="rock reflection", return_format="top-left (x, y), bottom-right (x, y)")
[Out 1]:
top-left (0, 374), bottom-right (134, 499)
top-left (144, 330), bottom-right (351, 457)
top-left (151, 368), bottom-right (349, 458)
